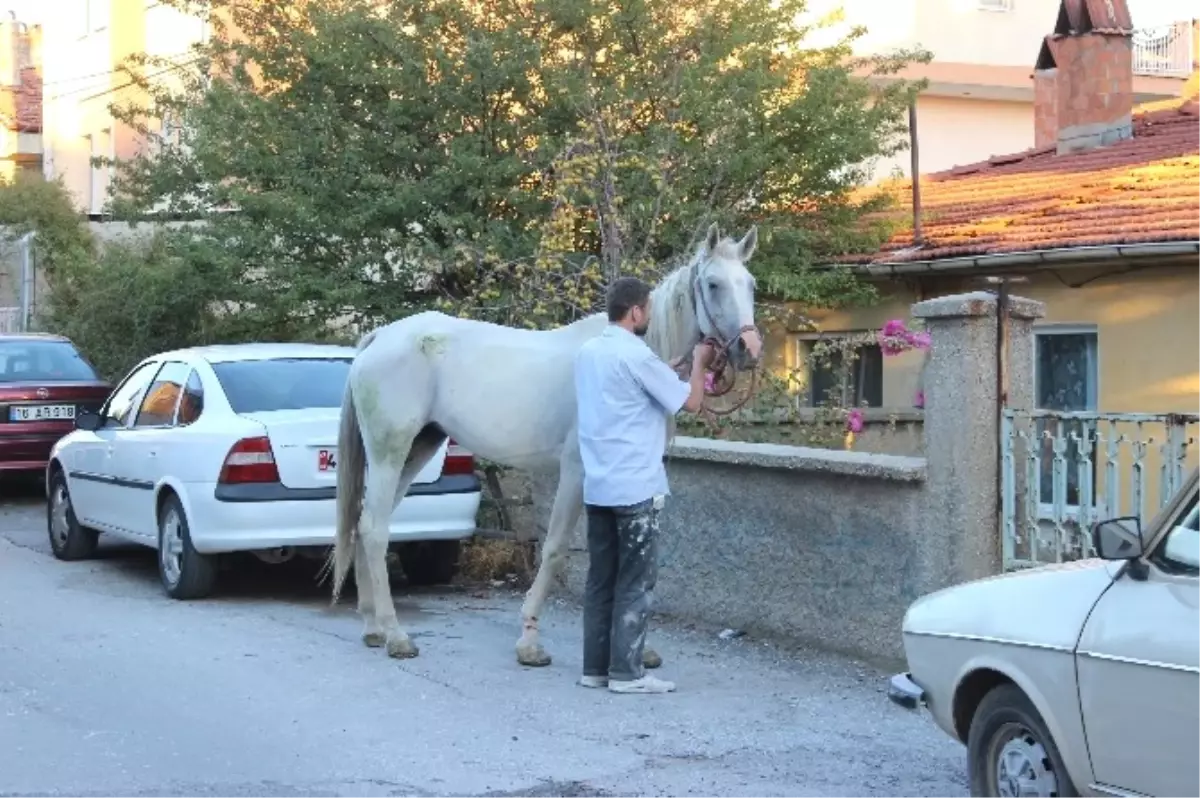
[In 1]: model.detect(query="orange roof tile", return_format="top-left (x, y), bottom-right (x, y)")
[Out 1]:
top-left (846, 98), bottom-right (1199, 265)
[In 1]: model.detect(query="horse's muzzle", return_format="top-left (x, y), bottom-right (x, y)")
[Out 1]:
top-left (729, 327), bottom-right (763, 371)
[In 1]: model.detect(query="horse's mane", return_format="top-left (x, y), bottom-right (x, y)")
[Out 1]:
top-left (644, 262), bottom-right (699, 365)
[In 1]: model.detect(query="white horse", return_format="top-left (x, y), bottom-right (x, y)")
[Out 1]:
top-left (330, 223), bottom-right (763, 667)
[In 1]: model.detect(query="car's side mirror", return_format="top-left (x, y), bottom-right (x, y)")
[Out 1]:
top-left (74, 410), bottom-right (104, 432)
top-left (1092, 516), bottom-right (1145, 561)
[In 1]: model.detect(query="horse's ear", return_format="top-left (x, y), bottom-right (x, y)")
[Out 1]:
top-left (705, 222), bottom-right (720, 253)
top-left (738, 226), bottom-right (758, 261)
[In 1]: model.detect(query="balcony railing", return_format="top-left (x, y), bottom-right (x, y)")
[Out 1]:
top-left (1133, 21), bottom-right (1194, 78)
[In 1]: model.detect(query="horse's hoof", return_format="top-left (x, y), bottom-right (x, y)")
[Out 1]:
top-left (363, 632), bottom-right (386, 648)
top-left (643, 647), bottom-right (663, 669)
top-left (386, 636), bottom-right (420, 659)
top-left (516, 642), bottom-right (552, 667)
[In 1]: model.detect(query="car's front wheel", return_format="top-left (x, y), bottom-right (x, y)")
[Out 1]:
top-left (157, 493), bottom-right (217, 600)
top-left (46, 469), bottom-right (99, 561)
top-left (967, 683), bottom-right (1078, 797)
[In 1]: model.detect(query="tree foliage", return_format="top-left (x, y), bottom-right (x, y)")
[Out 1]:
top-left (106, 0), bottom-right (928, 335)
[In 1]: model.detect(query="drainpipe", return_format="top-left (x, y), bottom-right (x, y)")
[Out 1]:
top-left (908, 100), bottom-right (923, 246)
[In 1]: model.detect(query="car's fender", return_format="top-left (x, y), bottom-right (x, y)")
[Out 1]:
top-left (151, 475), bottom-right (197, 541)
top-left (950, 648), bottom-right (1095, 791)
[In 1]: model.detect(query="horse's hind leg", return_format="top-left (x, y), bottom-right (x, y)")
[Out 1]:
top-left (359, 425), bottom-right (447, 658)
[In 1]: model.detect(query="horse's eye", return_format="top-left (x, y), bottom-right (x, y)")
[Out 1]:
top-left (707, 280), bottom-right (719, 292)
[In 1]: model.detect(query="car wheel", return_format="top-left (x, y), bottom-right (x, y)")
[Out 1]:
top-left (46, 470), bottom-right (99, 561)
top-left (397, 540), bottom-right (461, 586)
top-left (157, 493), bottom-right (218, 600)
top-left (968, 683), bottom-right (1078, 797)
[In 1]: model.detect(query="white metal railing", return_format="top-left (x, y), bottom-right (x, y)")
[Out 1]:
top-left (1133, 22), bottom-right (1194, 78)
top-left (1002, 410), bottom-right (1199, 570)
top-left (0, 306), bottom-right (21, 333)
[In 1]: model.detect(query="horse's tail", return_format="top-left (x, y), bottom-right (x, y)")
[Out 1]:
top-left (325, 328), bottom-right (379, 603)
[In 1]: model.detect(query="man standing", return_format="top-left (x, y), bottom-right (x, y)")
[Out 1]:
top-left (574, 276), bottom-right (714, 694)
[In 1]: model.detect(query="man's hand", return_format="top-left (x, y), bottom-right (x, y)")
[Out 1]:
top-left (692, 341), bottom-right (716, 370)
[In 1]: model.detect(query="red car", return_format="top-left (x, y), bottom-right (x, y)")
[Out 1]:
top-left (0, 333), bottom-right (112, 476)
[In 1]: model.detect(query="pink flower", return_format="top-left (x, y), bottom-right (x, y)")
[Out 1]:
top-left (881, 319), bottom-right (907, 337)
top-left (913, 390), bottom-right (925, 408)
top-left (846, 408), bottom-right (865, 433)
top-left (904, 330), bottom-right (932, 350)
top-left (704, 371), bottom-right (715, 393)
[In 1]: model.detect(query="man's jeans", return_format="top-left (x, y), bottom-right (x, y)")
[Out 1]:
top-left (582, 498), bottom-right (659, 682)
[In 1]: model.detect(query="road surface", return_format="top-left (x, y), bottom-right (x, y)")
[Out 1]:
top-left (0, 482), bottom-right (967, 797)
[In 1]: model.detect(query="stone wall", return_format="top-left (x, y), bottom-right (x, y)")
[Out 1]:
top-left (558, 440), bottom-right (928, 665)
top-left (524, 291), bottom-right (1046, 665)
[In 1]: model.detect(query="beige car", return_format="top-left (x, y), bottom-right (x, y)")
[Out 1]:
top-left (890, 469), bottom-right (1199, 797)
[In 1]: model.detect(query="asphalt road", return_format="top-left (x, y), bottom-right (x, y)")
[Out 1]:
top-left (0, 479), bottom-right (968, 797)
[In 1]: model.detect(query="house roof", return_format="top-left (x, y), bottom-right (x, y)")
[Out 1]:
top-left (846, 96), bottom-right (1199, 266)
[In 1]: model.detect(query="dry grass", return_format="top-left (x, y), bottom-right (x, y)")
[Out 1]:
top-left (458, 537), bottom-right (539, 587)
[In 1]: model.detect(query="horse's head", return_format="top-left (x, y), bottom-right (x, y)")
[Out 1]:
top-left (692, 222), bottom-right (763, 372)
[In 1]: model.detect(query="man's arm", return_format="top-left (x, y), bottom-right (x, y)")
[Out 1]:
top-left (630, 345), bottom-right (713, 415)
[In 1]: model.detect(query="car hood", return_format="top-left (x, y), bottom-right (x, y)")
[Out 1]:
top-left (903, 559), bottom-right (1120, 650)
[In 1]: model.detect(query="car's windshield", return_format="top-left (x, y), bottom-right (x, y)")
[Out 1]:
top-left (0, 339), bottom-right (100, 383)
top-left (211, 357), bottom-right (352, 413)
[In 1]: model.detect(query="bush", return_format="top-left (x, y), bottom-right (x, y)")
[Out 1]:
top-left (42, 232), bottom-right (231, 381)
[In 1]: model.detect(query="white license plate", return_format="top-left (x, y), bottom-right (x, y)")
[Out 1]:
top-left (9, 404), bottom-right (76, 422)
top-left (317, 448), bottom-right (337, 472)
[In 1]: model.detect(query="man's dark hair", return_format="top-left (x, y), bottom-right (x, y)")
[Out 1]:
top-left (606, 277), bottom-right (651, 322)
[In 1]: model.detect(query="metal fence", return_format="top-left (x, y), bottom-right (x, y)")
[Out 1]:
top-left (1133, 22), bottom-right (1194, 78)
top-left (1002, 409), bottom-right (1199, 570)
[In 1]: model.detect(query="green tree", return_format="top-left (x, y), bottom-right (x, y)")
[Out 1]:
top-left (106, 0), bottom-right (928, 335)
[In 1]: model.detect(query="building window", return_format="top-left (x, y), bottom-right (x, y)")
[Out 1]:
top-left (84, 133), bottom-right (97, 214)
top-left (978, 0), bottom-right (1014, 10)
top-left (1034, 326), bottom-right (1098, 506)
top-left (796, 335), bottom-right (884, 408)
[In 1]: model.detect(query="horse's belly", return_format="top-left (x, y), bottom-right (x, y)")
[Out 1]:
top-left (430, 364), bottom-right (576, 470)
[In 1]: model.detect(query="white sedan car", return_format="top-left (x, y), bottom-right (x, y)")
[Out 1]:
top-left (890, 468), bottom-right (1198, 797)
top-left (45, 343), bottom-right (481, 599)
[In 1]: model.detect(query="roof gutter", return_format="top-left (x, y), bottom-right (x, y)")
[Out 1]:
top-left (823, 241), bottom-right (1200, 277)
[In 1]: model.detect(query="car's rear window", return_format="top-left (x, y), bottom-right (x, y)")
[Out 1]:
top-left (0, 339), bottom-right (101, 383)
top-left (212, 357), bottom-right (353, 413)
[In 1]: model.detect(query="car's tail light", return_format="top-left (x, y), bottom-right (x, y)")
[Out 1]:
top-left (443, 438), bottom-right (476, 476)
top-left (218, 436), bottom-right (280, 484)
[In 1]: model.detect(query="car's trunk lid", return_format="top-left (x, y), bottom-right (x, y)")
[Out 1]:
top-left (0, 381), bottom-right (111, 429)
top-left (240, 408), bottom-right (447, 489)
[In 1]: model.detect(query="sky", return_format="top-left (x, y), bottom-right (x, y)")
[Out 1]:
top-left (4, 0), bottom-right (1196, 31)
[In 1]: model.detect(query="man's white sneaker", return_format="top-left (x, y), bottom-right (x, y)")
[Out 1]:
top-left (607, 674), bottom-right (676, 694)
top-left (579, 675), bottom-right (609, 688)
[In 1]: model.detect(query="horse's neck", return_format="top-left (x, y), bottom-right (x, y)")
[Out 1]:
top-left (645, 265), bottom-right (700, 363)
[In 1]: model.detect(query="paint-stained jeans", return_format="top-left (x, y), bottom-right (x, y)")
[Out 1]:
top-left (583, 497), bottom-right (660, 682)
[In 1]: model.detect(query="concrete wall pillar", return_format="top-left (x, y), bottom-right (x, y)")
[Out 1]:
top-left (912, 291), bottom-right (1045, 584)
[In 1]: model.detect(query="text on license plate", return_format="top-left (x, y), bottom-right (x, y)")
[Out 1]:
top-left (9, 404), bottom-right (75, 422)
top-left (318, 448), bottom-right (337, 472)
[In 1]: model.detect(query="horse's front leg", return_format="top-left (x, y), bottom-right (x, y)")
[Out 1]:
top-left (516, 462), bottom-right (663, 670)
top-left (517, 467), bottom-right (582, 667)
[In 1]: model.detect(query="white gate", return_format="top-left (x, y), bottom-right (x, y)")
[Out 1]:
top-left (1001, 410), bottom-right (1199, 570)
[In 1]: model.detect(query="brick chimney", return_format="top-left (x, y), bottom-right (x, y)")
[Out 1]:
top-left (1033, 0), bottom-right (1135, 154)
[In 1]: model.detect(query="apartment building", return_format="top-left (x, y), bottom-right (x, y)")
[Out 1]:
top-left (0, 15), bottom-right (41, 181)
top-left (40, 0), bottom-right (206, 215)
top-left (806, 0), bottom-right (1194, 180)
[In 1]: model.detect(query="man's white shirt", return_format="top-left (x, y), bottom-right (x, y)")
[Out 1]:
top-left (574, 325), bottom-right (691, 508)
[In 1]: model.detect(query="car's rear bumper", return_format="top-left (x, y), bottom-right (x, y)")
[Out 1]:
top-left (887, 672), bottom-right (927, 710)
top-left (184, 474), bottom-right (482, 553)
top-left (0, 428), bottom-right (72, 472)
